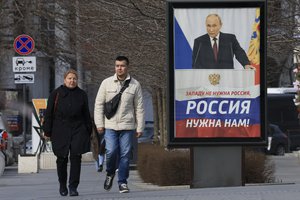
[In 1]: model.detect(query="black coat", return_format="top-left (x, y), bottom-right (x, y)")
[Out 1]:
top-left (192, 32), bottom-right (250, 69)
top-left (43, 85), bottom-right (92, 157)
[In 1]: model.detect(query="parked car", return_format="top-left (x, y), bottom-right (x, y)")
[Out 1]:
top-left (266, 124), bottom-right (289, 156)
top-left (267, 89), bottom-right (300, 151)
top-left (0, 113), bottom-right (15, 165)
top-left (285, 129), bottom-right (300, 151)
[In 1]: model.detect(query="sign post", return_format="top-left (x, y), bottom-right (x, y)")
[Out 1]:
top-left (13, 34), bottom-right (35, 155)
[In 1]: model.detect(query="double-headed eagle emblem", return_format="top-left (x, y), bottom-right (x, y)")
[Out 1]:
top-left (208, 73), bottom-right (220, 85)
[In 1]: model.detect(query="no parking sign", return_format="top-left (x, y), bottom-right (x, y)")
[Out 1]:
top-left (13, 34), bottom-right (35, 55)
top-left (13, 35), bottom-right (36, 84)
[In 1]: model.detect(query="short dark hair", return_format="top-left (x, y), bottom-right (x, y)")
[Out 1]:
top-left (115, 56), bottom-right (129, 65)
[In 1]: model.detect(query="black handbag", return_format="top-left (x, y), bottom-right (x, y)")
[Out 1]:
top-left (104, 78), bottom-right (131, 119)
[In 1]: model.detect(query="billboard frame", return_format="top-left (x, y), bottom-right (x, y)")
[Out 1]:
top-left (167, 0), bottom-right (267, 147)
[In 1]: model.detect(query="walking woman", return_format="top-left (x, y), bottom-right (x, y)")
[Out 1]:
top-left (43, 69), bottom-right (92, 197)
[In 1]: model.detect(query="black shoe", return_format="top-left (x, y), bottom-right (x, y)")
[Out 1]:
top-left (69, 188), bottom-right (79, 196)
top-left (97, 165), bottom-right (103, 172)
top-left (119, 183), bottom-right (129, 193)
top-left (59, 185), bottom-right (68, 196)
top-left (104, 174), bottom-right (115, 191)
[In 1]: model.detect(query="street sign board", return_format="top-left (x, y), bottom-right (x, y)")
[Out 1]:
top-left (13, 56), bottom-right (36, 72)
top-left (14, 73), bottom-right (35, 84)
top-left (13, 34), bottom-right (35, 55)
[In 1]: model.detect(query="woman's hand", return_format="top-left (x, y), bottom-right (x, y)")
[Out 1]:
top-left (43, 135), bottom-right (50, 142)
top-left (97, 127), bottom-right (105, 134)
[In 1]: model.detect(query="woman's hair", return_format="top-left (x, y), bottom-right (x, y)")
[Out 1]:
top-left (64, 69), bottom-right (78, 79)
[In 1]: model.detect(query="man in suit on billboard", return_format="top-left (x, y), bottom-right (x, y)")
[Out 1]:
top-left (192, 14), bottom-right (254, 69)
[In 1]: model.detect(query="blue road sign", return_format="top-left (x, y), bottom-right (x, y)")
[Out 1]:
top-left (13, 34), bottom-right (35, 55)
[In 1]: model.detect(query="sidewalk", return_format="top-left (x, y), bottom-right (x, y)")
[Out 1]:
top-left (1, 153), bottom-right (300, 200)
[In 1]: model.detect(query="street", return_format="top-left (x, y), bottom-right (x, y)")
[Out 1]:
top-left (1, 152), bottom-right (300, 200)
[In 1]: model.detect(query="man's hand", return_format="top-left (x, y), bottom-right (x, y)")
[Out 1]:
top-left (136, 132), bottom-right (143, 138)
top-left (245, 65), bottom-right (256, 70)
top-left (97, 127), bottom-right (105, 134)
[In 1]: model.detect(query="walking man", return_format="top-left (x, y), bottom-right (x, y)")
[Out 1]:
top-left (94, 55), bottom-right (145, 193)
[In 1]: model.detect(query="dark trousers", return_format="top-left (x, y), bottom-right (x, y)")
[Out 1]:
top-left (56, 154), bottom-right (82, 189)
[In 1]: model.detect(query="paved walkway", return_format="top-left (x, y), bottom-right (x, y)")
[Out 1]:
top-left (1, 153), bottom-right (300, 200)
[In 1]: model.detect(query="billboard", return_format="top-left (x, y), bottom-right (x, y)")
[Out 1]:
top-left (167, 0), bottom-right (267, 146)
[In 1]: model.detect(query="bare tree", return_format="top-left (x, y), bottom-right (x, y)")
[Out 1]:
top-left (6, 0), bottom-right (300, 146)
top-left (31, 0), bottom-right (167, 145)
top-left (267, 0), bottom-right (300, 87)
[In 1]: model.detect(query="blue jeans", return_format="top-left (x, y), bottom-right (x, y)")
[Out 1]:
top-left (104, 129), bottom-right (134, 185)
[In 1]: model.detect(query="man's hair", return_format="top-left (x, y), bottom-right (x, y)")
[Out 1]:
top-left (206, 14), bottom-right (222, 25)
top-left (115, 56), bottom-right (129, 65)
top-left (64, 69), bottom-right (78, 79)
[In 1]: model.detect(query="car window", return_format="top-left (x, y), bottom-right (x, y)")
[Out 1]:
top-left (269, 124), bottom-right (284, 136)
top-left (267, 126), bottom-right (274, 136)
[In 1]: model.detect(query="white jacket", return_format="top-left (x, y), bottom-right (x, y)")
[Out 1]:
top-left (94, 74), bottom-right (145, 132)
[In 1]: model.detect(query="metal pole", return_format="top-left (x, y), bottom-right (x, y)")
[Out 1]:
top-left (22, 84), bottom-right (26, 155)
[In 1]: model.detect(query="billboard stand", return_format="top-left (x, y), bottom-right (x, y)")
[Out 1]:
top-left (167, 0), bottom-right (266, 188)
top-left (191, 146), bottom-right (243, 188)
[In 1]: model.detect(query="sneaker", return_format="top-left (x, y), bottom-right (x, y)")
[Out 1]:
top-left (104, 174), bottom-right (115, 191)
top-left (119, 183), bottom-right (129, 193)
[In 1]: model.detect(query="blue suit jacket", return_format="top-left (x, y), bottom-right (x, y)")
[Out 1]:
top-left (192, 32), bottom-right (250, 69)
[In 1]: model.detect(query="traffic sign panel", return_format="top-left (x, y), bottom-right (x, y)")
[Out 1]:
top-left (13, 34), bottom-right (35, 55)
top-left (14, 73), bottom-right (35, 84)
top-left (13, 56), bottom-right (36, 72)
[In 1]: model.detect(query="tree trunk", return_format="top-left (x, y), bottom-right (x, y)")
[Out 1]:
top-left (152, 87), bottom-right (160, 144)
top-left (157, 88), bottom-right (163, 146)
top-left (162, 87), bottom-right (168, 147)
top-left (54, 2), bottom-right (71, 87)
top-left (75, 0), bottom-right (84, 89)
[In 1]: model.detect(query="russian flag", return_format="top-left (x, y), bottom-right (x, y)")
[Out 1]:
top-left (247, 8), bottom-right (261, 85)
